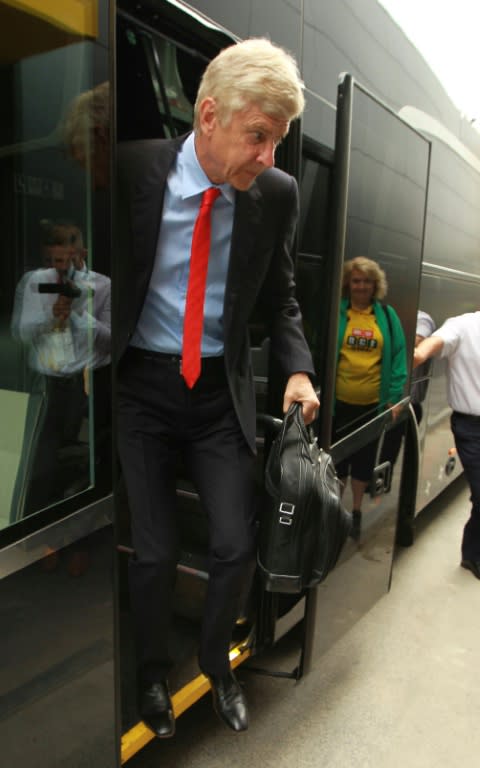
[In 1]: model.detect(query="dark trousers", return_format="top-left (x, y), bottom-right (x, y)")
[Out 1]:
top-left (116, 347), bottom-right (256, 682)
top-left (333, 400), bottom-right (379, 482)
top-left (451, 412), bottom-right (480, 561)
top-left (24, 372), bottom-right (86, 516)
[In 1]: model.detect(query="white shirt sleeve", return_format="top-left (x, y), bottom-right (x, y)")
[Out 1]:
top-left (416, 310), bottom-right (435, 339)
top-left (433, 316), bottom-right (463, 357)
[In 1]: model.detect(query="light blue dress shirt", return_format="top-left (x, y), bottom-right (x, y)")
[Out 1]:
top-left (131, 133), bottom-right (235, 356)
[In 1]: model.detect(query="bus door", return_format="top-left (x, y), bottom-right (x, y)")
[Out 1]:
top-left (299, 74), bottom-right (430, 673)
top-left (0, 2), bottom-right (117, 766)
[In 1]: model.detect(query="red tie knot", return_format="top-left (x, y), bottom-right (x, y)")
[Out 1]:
top-left (201, 187), bottom-right (221, 209)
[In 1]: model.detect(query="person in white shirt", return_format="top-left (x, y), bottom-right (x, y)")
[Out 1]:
top-left (13, 222), bottom-right (111, 376)
top-left (414, 311), bottom-right (480, 580)
top-left (415, 310), bottom-right (436, 345)
top-left (11, 220), bottom-right (111, 516)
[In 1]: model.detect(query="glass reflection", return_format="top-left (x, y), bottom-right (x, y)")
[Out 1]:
top-left (333, 257), bottom-right (407, 531)
top-left (63, 82), bottom-right (110, 190)
top-left (411, 310), bottom-right (436, 424)
top-left (1, 49), bottom-right (111, 529)
top-left (10, 221), bottom-right (111, 518)
top-left (378, 308), bottom-right (436, 475)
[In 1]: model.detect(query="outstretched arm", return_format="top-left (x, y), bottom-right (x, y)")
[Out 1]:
top-left (413, 335), bottom-right (444, 368)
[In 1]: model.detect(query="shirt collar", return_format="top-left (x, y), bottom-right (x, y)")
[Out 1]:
top-left (178, 132), bottom-right (235, 205)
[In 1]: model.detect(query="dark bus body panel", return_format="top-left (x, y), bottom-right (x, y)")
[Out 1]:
top-left (411, 134), bottom-right (480, 514)
top-left (191, 0), bottom-right (480, 151)
top-left (0, 504), bottom-right (117, 767)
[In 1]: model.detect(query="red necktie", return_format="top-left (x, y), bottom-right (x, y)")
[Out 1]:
top-left (181, 187), bottom-right (221, 388)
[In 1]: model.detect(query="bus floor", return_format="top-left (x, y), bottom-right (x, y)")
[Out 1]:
top-left (127, 474), bottom-right (479, 768)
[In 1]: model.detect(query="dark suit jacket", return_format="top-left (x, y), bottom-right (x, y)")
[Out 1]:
top-left (115, 134), bottom-right (315, 453)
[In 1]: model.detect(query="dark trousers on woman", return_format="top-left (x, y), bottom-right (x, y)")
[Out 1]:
top-left (116, 346), bottom-right (256, 684)
top-left (333, 400), bottom-right (379, 482)
top-left (451, 411), bottom-right (480, 561)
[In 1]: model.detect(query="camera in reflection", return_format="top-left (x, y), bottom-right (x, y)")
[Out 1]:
top-left (38, 281), bottom-right (82, 299)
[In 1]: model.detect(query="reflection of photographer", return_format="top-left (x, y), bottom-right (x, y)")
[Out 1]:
top-left (11, 220), bottom-right (111, 516)
top-left (13, 222), bottom-right (110, 375)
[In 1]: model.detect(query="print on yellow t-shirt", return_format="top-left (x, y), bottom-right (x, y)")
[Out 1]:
top-left (336, 307), bottom-right (384, 404)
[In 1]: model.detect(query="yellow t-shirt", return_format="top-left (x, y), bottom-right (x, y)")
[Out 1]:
top-left (336, 306), bottom-right (384, 404)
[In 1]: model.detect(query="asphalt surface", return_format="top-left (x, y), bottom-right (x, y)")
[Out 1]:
top-left (129, 475), bottom-right (478, 768)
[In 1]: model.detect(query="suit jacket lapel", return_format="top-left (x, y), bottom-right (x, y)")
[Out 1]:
top-left (131, 136), bottom-right (185, 285)
top-left (224, 182), bottom-right (263, 325)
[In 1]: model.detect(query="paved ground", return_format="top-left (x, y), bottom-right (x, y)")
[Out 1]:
top-left (130, 475), bottom-right (478, 767)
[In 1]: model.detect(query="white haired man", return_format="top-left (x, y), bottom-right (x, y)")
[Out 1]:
top-left (116, 38), bottom-right (319, 738)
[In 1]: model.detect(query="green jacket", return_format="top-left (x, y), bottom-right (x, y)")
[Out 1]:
top-left (337, 298), bottom-right (408, 408)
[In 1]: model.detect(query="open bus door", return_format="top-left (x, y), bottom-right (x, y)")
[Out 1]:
top-left (298, 74), bottom-right (431, 674)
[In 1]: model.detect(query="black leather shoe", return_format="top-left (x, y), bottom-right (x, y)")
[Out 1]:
top-left (207, 671), bottom-right (248, 732)
top-left (138, 680), bottom-right (175, 738)
top-left (461, 559), bottom-right (480, 580)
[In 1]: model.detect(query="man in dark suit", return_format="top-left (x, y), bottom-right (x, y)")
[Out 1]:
top-left (115, 38), bottom-right (319, 738)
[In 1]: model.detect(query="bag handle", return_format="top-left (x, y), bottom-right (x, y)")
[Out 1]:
top-left (278, 402), bottom-right (316, 449)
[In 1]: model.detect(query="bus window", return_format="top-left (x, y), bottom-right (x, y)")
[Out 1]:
top-left (0, 14), bottom-right (111, 531)
top-left (0, 5), bottom-right (116, 768)
top-left (296, 139), bottom-right (334, 375)
top-left (117, 14), bottom-right (201, 141)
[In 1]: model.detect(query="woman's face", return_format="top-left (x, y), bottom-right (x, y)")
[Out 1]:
top-left (349, 269), bottom-right (376, 307)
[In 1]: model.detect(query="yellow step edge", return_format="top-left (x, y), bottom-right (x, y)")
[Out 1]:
top-left (121, 645), bottom-right (251, 764)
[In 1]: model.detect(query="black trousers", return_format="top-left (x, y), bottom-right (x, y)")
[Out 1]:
top-left (333, 400), bottom-right (379, 482)
top-left (451, 412), bottom-right (480, 561)
top-left (24, 372), bottom-right (86, 516)
top-left (116, 347), bottom-right (256, 682)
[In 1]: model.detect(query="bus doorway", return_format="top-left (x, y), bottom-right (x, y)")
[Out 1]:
top-left (114, 6), bottom-right (254, 760)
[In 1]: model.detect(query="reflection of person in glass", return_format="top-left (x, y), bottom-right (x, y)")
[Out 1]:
top-left (411, 310), bottom-right (435, 423)
top-left (333, 257), bottom-right (407, 534)
top-left (381, 309), bottom-right (436, 471)
top-left (63, 81), bottom-right (109, 190)
top-left (11, 220), bottom-right (111, 515)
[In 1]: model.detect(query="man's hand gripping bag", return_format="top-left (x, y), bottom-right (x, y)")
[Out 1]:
top-left (258, 403), bottom-right (352, 593)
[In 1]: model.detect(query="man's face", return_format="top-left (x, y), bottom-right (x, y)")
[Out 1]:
top-left (196, 100), bottom-right (289, 190)
top-left (48, 228), bottom-right (77, 276)
top-left (50, 245), bottom-right (73, 275)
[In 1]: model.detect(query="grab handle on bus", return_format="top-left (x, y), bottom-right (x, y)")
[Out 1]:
top-left (257, 412), bottom-right (283, 437)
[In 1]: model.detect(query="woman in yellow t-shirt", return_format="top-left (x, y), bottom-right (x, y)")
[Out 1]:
top-left (334, 257), bottom-right (407, 535)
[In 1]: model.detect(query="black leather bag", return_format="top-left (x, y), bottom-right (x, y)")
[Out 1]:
top-left (258, 403), bottom-right (351, 593)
